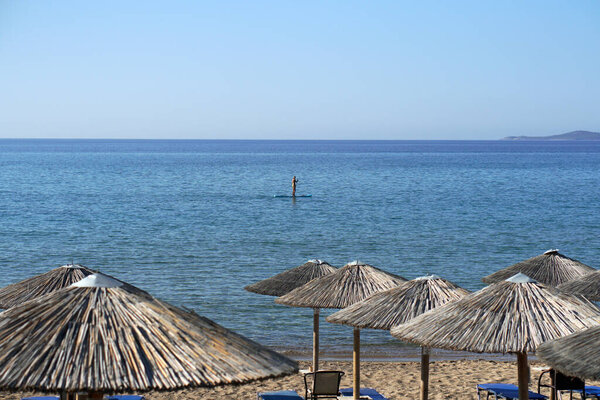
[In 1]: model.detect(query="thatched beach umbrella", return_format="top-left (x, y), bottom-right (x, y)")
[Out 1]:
top-left (245, 259), bottom-right (337, 371)
top-left (482, 250), bottom-right (595, 287)
top-left (537, 325), bottom-right (600, 380)
top-left (245, 259), bottom-right (337, 297)
top-left (391, 273), bottom-right (600, 400)
top-left (0, 264), bottom-right (96, 309)
top-left (0, 273), bottom-right (297, 395)
top-left (557, 270), bottom-right (600, 301)
top-left (276, 261), bottom-right (406, 400)
top-left (327, 275), bottom-right (469, 400)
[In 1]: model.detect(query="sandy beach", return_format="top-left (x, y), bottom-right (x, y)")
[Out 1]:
top-left (11, 359), bottom-right (595, 400)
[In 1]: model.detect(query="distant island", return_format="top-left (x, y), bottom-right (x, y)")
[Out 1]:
top-left (502, 130), bottom-right (600, 141)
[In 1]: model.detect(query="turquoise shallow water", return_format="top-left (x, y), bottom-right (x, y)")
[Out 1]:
top-left (1, 139), bottom-right (599, 359)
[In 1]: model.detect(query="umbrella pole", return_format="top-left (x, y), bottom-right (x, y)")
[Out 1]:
top-left (313, 308), bottom-right (320, 372)
top-left (420, 346), bottom-right (430, 400)
top-left (517, 352), bottom-right (529, 400)
top-left (353, 327), bottom-right (360, 400)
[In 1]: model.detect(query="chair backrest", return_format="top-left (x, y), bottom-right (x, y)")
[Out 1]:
top-left (304, 370), bottom-right (344, 398)
top-left (554, 370), bottom-right (584, 391)
top-left (313, 371), bottom-right (343, 395)
top-left (537, 368), bottom-right (585, 398)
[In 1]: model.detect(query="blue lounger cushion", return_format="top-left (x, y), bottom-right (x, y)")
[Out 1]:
top-left (585, 385), bottom-right (600, 395)
top-left (572, 385), bottom-right (600, 397)
top-left (339, 388), bottom-right (389, 400)
top-left (107, 396), bottom-right (145, 400)
top-left (22, 397), bottom-right (59, 400)
top-left (258, 390), bottom-right (304, 400)
top-left (477, 383), bottom-right (547, 399)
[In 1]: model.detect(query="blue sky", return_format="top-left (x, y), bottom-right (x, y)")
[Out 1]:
top-left (0, 1), bottom-right (598, 139)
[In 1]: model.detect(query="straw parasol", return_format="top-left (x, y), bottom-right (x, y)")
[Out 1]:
top-left (537, 325), bottom-right (600, 380)
top-left (327, 275), bottom-right (469, 400)
top-left (482, 250), bottom-right (595, 287)
top-left (245, 259), bottom-right (337, 371)
top-left (391, 273), bottom-right (600, 400)
top-left (277, 261), bottom-right (406, 400)
top-left (557, 270), bottom-right (600, 301)
top-left (245, 259), bottom-right (337, 297)
top-left (0, 264), bottom-right (96, 309)
top-left (0, 273), bottom-right (297, 395)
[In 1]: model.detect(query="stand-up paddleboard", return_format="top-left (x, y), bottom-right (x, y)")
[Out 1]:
top-left (273, 194), bottom-right (312, 198)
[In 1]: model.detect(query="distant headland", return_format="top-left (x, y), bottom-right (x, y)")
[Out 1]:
top-left (502, 130), bottom-right (600, 141)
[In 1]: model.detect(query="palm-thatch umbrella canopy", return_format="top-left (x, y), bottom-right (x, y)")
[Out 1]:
top-left (0, 264), bottom-right (96, 309)
top-left (245, 259), bottom-right (337, 296)
top-left (482, 250), bottom-right (595, 287)
top-left (391, 273), bottom-right (600, 400)
top-left (245, 259), bottom-right (337, 371)
top-left (557, 270), bottom-right (600, 301)
top-left (0, 273), bottom-right (297, 394)
top-left (327, 275), bottom-right (469, 330)
top-left (277, 261), bottom-right (406, 400)
top-left (537, 325), bottom-right (600, 380)
top-left (328, 275), bottom-right (470, 400)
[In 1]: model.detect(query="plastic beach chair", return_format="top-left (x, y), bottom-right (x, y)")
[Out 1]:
top-left (538, 368), bottom-right (586, 399)
top-left (339, 387), bottom-right (389, 400)
top-left (257, 390), bottom-right (304, 400)
top-left (304, 370), bottom-right (344, 400)
top-left (477, 383), bottom-right (548, 400)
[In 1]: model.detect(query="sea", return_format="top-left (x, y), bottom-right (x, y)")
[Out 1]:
top-left (1, 139), bottom-right (599, 361)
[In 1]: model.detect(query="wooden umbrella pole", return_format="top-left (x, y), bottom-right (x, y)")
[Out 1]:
top-left (313, 308), bottom-right (320, 372)
top-left (420, 346), bottom-right (430, 400)
top-left (353, 327), bottom-right (360, 400)
top-left (517, 352), bottom-right (529, 400)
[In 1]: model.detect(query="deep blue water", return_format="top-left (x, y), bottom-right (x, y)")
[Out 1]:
top-left (1, 139), bottom-right (599, 359)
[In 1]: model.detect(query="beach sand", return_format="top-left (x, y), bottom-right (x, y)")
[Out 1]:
top-left (10, 359), bottom-right (594, 400)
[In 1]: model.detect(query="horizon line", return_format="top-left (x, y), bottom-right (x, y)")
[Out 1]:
top-left (0, 137), bottom-right (508, 141)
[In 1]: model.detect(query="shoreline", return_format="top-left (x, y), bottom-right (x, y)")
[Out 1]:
top-left (275, 346), bottom-right (516, 363)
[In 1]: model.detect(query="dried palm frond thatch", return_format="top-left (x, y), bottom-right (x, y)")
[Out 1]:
top-left (0, 273), bottom-right (297, 393)
top-left (327, 275), bottom-right (469, 330)
top-left (244, 259), bottom-right (336, 372)
top-left (392, 273), bottom-right (600, 400)
top-left (245, 259), bottom-right (337, 296)
top-left (537, 325), bottom-right (600, 380)
top-left (0, 264), bottom-right (96, 309)
top-left (557, 270), bottom-right (600, 301)
top-left (482, 249), bottom-right (595, 287)
top-left (327, 275), bottom-right (469, 400)
top-left (277, 261), bottom-right (406, 400)
top-left (276, 261), bottom-right (406, 309)
top-left (391, 273), bottom-right (600, 353)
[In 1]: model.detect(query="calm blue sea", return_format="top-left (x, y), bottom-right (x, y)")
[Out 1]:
top-left (1, 139), bottom-right (599, 360)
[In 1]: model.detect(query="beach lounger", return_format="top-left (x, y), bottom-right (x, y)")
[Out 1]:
top-left (22, 397), bottom-right (59, 400)
top-left (572, 386), bottom-right (600, 399)
top-left (339, 388), bottom-right (389, 400)
top-left (304, 370), bottom-right (344, 400)
top-left (477, 383), bottom-right (547, 400)
top-left (106, 396), bottom-right (145, 400)
top-left (257, 390), bottom-right (304, 400)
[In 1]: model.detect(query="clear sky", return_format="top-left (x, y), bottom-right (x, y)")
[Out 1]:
top-left (1, 1), bottom-right (599, 140)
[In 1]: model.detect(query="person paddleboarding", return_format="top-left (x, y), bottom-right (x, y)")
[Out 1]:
top-left (292, 176), bottom-right (298, 197)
